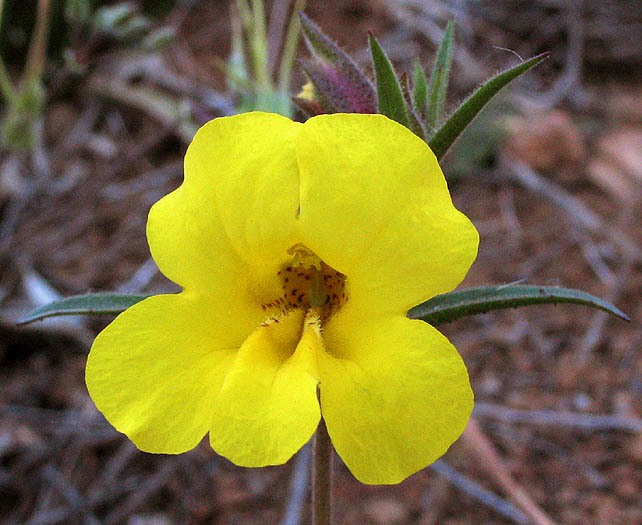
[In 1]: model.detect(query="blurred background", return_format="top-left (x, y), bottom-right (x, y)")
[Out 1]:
top-left (0, 0), bottom-right (640, 523)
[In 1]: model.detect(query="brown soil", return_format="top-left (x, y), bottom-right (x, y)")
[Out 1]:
top-left (1, 1), bottom-right (640, 523)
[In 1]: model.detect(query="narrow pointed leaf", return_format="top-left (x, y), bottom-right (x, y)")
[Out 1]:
top-left (412, 57), bottom-right (427, 113)
top-left (18, 293), bottom-right (151, 325)
top-left (400, 72), bottom-right (426, 140)
top-left (369, 33), bottom-right (410, 128)
top-left (426, 66), bottom-right (445, 134)
top-left (429, 52), bottom-right (549, 160)
top-left (235, 0), bottom-right (253, 34)
top-left (408, 285), bottom-right (630, 325)
top-left (249, 0), bottom-right (271, 89)
top-left (227, 3), bottom-right (249, 93)
top-left (276, 0), bottom-right (306, 96)
top-left (426, 19), bottom-right (454, 131)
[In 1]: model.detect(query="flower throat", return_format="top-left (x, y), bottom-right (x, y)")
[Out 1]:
top-left (261, 243), bottom-right (347, 321)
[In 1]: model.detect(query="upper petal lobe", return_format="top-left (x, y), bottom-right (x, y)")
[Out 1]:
top-left (297, 113), bottom-right (478, 315)
top-left (148, 112), bottom-right (303, 303)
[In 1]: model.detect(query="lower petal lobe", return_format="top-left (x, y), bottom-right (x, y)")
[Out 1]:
top-left (86, 293), bottom-right (236, 454)
top-left (318, 314), bottom-right (473, 484)
top-left (210, 310), bottom-right (321, 466)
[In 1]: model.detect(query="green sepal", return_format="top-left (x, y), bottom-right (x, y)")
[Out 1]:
top-left (412, 57), bottom-right (427, 113)
top-left (429, 52), bottom-right (549, 160)
top-left (408, 285), bottom-right (629, 325)
top-left (426, 19), bottom-right (454, 132)
top-left (18, 293), bottom-right (151, 325)
top-left (368, 33), bottom-right (410, 128)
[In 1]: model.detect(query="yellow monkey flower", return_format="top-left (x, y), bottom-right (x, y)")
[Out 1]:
top-left (86, 112), bottom-right (479, 484)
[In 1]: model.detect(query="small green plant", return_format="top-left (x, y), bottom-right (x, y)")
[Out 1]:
top-left (0, 0), bottom-right (173, 152)
top-left (0, 0), bottom-right (51, 152)
top-left (64, 1), bottom-right (176, 73)
top-left (225, 0), bottom-right (305, 117)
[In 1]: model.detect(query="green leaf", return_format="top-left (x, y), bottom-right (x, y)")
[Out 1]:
top-left (249, 0), bottom-right (271, 89)
top-left (18, 293), bottom-right (151, 325)
top-left (369, 33), bottom-right (410, 128)
top-left (276, 0), bottom-right (306, 98)
top-left (426, 19), bottom-right (454, 131)
top-left (227, 3), bottom-right (250, 93)
top-left (400, 72), bottom-right (426, 140)
top-left (412, 57), bottom-right (427, 113)
top-left (408, 285), bottom-right (630, 325)
top-left (429, 52), bottom-right (549, 160)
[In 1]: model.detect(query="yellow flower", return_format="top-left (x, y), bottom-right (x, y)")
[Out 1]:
top-left (86, 112), bottom-right (479, 485)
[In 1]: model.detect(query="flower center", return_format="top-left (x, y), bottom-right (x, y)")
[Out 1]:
top-left (261, 243), bottom-right (347, 321)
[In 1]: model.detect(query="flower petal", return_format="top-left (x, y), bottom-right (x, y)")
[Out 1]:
top-left (210, 311), bottom-right (321, 467)
top-left (318, 313), bottom-right (473, 485)
top-left (297, 113), bottom-right (478, 314)
top-left (148, 112), bottom-right (303, 303)
top-left (86, 293), bottom-right (236, 454)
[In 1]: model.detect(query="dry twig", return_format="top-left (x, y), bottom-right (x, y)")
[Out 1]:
top-left (474, 402), bottom-right (642, 433)
top-left (462, 418), bottom-right (556, 525)
top-left (429, 460), bottom-right (529, 524)
top-left (502, 156), bottom-right (641, 262)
